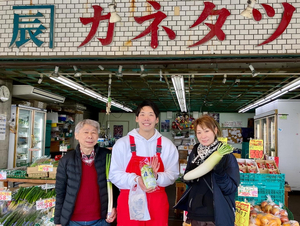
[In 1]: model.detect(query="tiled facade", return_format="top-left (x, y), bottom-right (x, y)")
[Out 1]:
top-left (0, 0), bottom-right (299, 57)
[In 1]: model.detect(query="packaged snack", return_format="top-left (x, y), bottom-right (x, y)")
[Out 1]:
top-left (139, 158), bottom-right (156, 189)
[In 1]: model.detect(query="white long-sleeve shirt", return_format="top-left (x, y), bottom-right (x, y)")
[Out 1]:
top-left (109, 129), bottom-right (179, 190)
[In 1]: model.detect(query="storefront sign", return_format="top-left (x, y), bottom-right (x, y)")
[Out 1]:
top-left (38, 164), bottom-right (53, 172)
top-left (249, 139), bottom-right (264, 158)
top-left (6, 1), bottom-right (296, 50)
top-left (238, 185), bottom-right (258, 197)
top-left (235, 201), bottom-right (250, 226)
top-left (36, 198), bottom-right (55, 210)
top-left (0, 191), bottom-right (12, 201)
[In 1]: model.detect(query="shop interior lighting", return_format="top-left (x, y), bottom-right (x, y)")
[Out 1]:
top-left (109, 2), bottom-right (121, 23)
top-left (239, 77), bottom-right (300, 113)
top-left (116, 65), bottom-right (123, 77)
top-left (38, 74), bottom-right (43, 84)
top-left (240, 0), bottom-right (256, 18)
top-left (49, 75), bottom-right (132, 112)
top-left (249, 64), bottom-right (260, 77)
top-left (222, 74), bottom-right (227, 84)
top-left (140, 65), bottom-right (148, 78)
top-left (98, 65), bottom-right (105, 70)
top-left (171, 75), bottom-right (187, 112)
top-left (73, 66), bottom-right (82, 77)
top-left (159, 70), bottom-right (163, 82)
top-left (51, 66), bottom-right (59, 77)
top-left (191, 74), bottom-right (195, 83)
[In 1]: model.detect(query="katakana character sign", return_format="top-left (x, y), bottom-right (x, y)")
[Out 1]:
top-left (251, 3), bottom-right (296, 46)
top-left (10, 5), bottom-right (55, 48)
top-left (79, 5), bottom-right (116, 47)
top-left (189, 2), bottom-right (230, 47)
top-left (132, 1), bottom-right (176, 49)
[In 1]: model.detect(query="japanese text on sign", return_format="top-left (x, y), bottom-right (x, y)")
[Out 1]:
top-left (235, 201), bottom-right (250, 226)
top-left (0, 191), bottom-right (12, 201)
top-left (249, 139), bottom-right (264, 158)
top-left (238, 186), bottom-right (258, 197)
top-left (38, 164), bottom-right (53, 172)
top-left (36, 198), bottom-right (55, 210)
top-left (8, 1), bottom-right (296, 50)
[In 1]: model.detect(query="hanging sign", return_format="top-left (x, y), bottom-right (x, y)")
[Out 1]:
top-left (0, 171), bottom-right (7, 180)
top-left (238, 186), bottom-right (258, 197)
top-left (235, 201), bottom-right (250, 226)
top-left (59, 145), bottom-right (68, 152)
top-left (249, 139), bottom-right (264, 158)
top-left (36, 198), bottom-right (55, 210)
top-left (0, 191), bottom-right (12, 201)
top-left (218, 137), bottom-right (228, 144)
top-left (38, 164), bottom-right (53, 172)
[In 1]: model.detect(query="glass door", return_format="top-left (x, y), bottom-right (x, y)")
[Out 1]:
top-left (16, 108), bottom-right (32, 167)
top-left (31, 111), bottom-right (46, 162)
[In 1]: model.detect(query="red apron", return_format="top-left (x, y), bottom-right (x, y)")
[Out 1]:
top-left (117, 135), bottom-right (169, 226)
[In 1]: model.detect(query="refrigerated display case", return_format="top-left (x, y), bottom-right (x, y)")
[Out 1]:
top-left (8, 105), bottom-right (46, 168)
top-left (254, 110), bottom-right (277, 157)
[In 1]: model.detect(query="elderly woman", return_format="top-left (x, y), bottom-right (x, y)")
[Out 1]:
top-left (54, 119), bottom-right (118, 226)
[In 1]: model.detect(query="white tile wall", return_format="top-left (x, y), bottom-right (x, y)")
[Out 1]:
top-left (0, 0), bottom-right (299, 56)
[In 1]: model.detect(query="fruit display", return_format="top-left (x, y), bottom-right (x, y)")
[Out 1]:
top-left (248, 196), bottom-right (298, 226)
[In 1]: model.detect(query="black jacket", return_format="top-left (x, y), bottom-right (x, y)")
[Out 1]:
top-left (54, 144), bottom-right (119, 226)
top-left (185, 143), bottom-right (240, 226)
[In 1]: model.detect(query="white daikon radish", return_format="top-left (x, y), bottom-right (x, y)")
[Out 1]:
top-left (183, 143), bottom-right (233, 181)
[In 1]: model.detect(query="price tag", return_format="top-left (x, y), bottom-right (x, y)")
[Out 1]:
top-left (238, 186), bottom-right (258, 197)
top-left (249, 139), bottom-right (264, 158)
top-left (36, 198), bottom-right (56, 210)
top-left (0, 191), bottom-right (12, 201)
top-left (59, 145), bottom-right (68, 152)
top-left (38, 164), bottom-right (53, 172)
top-left (0, 171), bottom-right (7, 180)
top-left (218, 137), bottom-right (227, 144)
top-left (235, 201), bottom-right (250, 226)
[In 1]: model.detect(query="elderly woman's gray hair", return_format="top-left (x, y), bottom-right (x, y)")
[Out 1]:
top-left (75, 119), bottom-right (100, 134)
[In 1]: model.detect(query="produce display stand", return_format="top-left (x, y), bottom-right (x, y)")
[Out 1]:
top-left (0, 178), bottom-right (56, 187)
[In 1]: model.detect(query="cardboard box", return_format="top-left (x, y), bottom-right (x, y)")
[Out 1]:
top-left (27, 166), bottom-right (39, 174)
top-left (48, 167), bottom-right (57, 179)
top-left (31, 100), bottom-right (47, 109)
top-left (27, 172), bottom-right (48, 178)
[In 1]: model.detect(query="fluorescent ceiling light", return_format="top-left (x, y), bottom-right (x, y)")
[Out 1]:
top-left (171, 75), bottom-right (187, 112)
top-left (50, 75), bottom-right (132, 112)
top-left (239, 77), bottom-right (300, 113)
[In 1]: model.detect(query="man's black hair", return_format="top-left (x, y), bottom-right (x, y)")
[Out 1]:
top-left (135, 100), bottom-right (160, 118)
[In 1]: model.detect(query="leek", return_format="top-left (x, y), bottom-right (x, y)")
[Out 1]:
top-left (106, 153), bottom-right (113, 216)
top-left (183, 143), bottom-right (234, 180)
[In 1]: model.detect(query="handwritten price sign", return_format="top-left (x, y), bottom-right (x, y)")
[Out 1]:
top-left (235, 201), bottom-right (250, 226)
top-left (0, 191), bottom-right (12, 201)
top-left (0, 171), bottom-right (7, 180)
top-left (36, 198), bottom-right (55, 210)
top-left (38, 164), bottom-right (53, 172)
top-left (249, 139), bottom-right (264, 159)
top-left (238, 186), bottom-right (258, 197)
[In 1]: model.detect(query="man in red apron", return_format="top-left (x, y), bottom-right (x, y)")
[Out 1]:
top-left (109, 100), bottom-right (179, 226)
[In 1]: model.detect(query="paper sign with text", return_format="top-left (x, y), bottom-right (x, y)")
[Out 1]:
top-left (249, 139), bottom-right (264, 159)
top-left (0, 171), bottom-right (7, 180)
top-left (238, 186), bottom-right (258, 197)
top-left (235, 201), bottom-right (250, 226)
top-left (0, 191), bottom-right (12, 201)
top-left (38, 164), bottom-right (53, 172)
top-left (36, 198), bottom-right (55, 210)
top-left (218, 137), bottom-right (228, 144)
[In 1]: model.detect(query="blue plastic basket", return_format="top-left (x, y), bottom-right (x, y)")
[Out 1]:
top-left (239, 173), bottom-right (285, 189)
